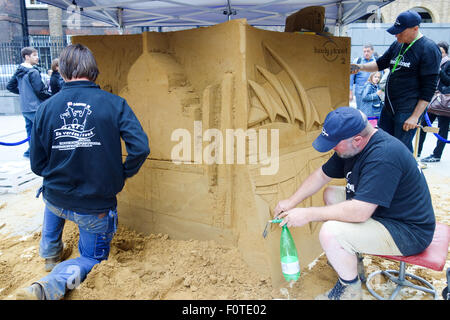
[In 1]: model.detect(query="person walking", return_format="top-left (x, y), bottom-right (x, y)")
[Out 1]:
top-left (418, 41), bottom-right (450, 162)
top-left (350, 10), bottom-right (441, 153)
top-left (14, 44), bottom-right (150, 300)
top-left (349, 45), bottom-right (376, 109)
top-left (360, 71), bottom-right (383, 118)
top-left (6, 47), bottom-right (51, 158)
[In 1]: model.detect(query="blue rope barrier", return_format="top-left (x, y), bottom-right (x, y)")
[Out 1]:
top-left (424, 112), bottom-right (450, 144)
top-left (0, 136), bottom-right (30, 146)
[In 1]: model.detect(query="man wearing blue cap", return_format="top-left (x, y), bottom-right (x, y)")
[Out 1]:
top-left (274, 107), bottom-right (435, 300)
top-left (350, 10), bottom-right (441, 153)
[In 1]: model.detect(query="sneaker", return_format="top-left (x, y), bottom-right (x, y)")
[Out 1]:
top-left (421, 155), bottom-right (440, 163)
top-left (315, 278), bottom-right (362, 300)
top-left (45, 242), bottom-right (72, 272)
top-left (14, 283), bottom-right (45, 300)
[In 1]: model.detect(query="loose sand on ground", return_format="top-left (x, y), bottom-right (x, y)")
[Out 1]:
top-left (0, 170), bottom-right (448, 300)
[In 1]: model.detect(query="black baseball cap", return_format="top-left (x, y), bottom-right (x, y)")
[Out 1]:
top-left (387, 10), bottom-right (421, 35)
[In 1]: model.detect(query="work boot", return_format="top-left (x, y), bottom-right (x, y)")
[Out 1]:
top-left (315, 278), bottom-right (362, 300)
top-left (14, 283), bottom-right (45, 300)
top-left (45, 242), bottom-right (72, 272)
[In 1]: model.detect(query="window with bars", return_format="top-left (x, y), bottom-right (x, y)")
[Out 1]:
top-left (26, 0), bottom-right (48, 8)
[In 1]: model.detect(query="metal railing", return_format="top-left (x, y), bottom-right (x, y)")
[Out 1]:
top-left (0, 36), bottom-right (71, 90)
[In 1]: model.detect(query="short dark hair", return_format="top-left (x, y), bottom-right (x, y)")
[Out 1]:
top-left (21, 47), bottom-right (37, 60)
top-left (59, 44), bottom-right (99, 81)
top-left (437, 41), bottom-right (449, 54)
top-left (363, 44), bottom-right (374, 51)
top-left (51, 58), bottom-right (59, 72)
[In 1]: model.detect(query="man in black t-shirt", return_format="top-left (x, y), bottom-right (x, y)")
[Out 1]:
top-left (350, 10), bottom-right (441, 153)
top-left (273, 107), bottom-right (435, 300)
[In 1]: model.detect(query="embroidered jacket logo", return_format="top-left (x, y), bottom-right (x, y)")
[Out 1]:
top-left (52, 102), bottom-right (101, 150)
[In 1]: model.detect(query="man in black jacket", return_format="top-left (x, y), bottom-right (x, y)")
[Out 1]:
top-left (6, 47), bottom-right (51, 158)
top-left (14, 44), bottom-right (150, 300)
top-left (350, 10), bottom-right (441, 153)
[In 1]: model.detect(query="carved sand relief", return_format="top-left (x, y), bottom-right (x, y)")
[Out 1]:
top-left (73, 19), bottom-right (349, 285)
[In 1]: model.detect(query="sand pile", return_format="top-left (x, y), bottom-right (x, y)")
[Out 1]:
top-left (0, 169), bottom-right (448, 300)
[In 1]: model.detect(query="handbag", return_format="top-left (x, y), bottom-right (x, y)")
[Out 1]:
top-left (428, 92), bottom-right (450, 117)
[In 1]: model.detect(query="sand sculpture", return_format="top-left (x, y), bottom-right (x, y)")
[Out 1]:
top-left (73, 19), bottom-right (350, 286)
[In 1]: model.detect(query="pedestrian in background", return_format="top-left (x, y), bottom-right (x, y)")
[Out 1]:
top-left (349, 44), bottom-right (376, 109)
top-left (418, 41), bottom-right (450, 162)
top-left (360, 71), bottom-right (383, 118)
top-left (6, 46), bottom-right (51, 158)
top-left (49, 58), bottom-right (64, 95)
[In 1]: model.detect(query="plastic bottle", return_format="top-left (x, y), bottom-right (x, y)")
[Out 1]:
top-left (280, 225), bottom-right (300, 282)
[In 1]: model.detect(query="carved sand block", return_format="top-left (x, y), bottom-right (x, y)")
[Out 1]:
top-left (73, 19), bottom-right (349, 286)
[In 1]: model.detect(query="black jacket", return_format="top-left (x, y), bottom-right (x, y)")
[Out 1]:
top-left (438, 60), bottom-right (450, 94)
top-left (49, 71), bottom-right (64, 95)
top-left (30, 81), bottom-right (150, 214)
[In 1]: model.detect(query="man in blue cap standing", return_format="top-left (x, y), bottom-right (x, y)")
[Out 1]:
top-left (273, 107), bottom-right (435, 300)
top-left (350, 10), bottom-right (441, 153)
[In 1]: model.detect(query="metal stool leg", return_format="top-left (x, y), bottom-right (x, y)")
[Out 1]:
top-left (357, 253), bottom-right (366, 283)
top-left (366, 261), bottom-right (437, 300)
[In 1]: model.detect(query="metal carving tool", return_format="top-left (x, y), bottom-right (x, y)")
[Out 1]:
top-left (262, 218), bottom-right (283, 238)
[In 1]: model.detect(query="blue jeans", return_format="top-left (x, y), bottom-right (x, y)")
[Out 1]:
top-left (354, 85), bottom-right (365, 110)
top-left (36, 200), bottom-right (118, 300)
top-left (378, 107), bottom-right (418, 153)
top-left (22, 111), bottom-right (35, 157)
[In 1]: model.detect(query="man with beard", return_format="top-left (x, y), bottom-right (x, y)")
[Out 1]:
top-left (273, 107), bottom-right (435, 300)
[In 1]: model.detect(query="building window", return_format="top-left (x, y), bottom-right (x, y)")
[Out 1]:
top-left (26, 0), bottom-right (48, 8)
top-left (352, 10), bottom-right (383, 24)
top-left (410, 7), bottom-right (433, 23)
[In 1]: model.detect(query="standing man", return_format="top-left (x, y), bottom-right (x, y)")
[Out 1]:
top-left (6, 47), bottom-right (51, 158)
top-left (350, 10), bottom-right (441, 153)
top-left (15, 44), bottom-right (150, 300)
top-left (274, 107), bottom-right (435, 300)
top-left (349, 44), bottom-right (376, 109)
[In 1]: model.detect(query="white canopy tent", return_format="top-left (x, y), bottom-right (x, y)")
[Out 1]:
top-left (38, 0), bottom-right (395, 34)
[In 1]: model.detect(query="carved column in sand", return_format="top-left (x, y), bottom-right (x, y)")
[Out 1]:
top-left (73, 19), bottom-right (349, 286)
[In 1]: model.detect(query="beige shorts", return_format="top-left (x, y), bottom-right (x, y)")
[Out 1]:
top-left (323, 186), bottom-right (402, 256)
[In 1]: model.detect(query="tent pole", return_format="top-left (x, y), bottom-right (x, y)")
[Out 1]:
top-left (224, 0), bottom-right (236, 21)
top-left (335, 0), bottom-right (344, 36)
top-left (118, 8), bottom-right (124, 34)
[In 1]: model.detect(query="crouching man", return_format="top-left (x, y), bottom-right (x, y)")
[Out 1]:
top-left (274, 107), bottom-right (435, 300)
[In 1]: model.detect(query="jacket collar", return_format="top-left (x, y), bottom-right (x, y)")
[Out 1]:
top-left (62, 80), bottom-right (100, 89)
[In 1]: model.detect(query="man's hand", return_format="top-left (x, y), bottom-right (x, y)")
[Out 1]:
top-left (349, 90), bottom-right (353, 101)
top-left (273, 199), bottom-right (295, 218)
top-left (277, 208), bottom-right (310, 228)
top-left (350, 64), bottom-right (361, 74)
top-left (403, 114), bottom-right (420, 131)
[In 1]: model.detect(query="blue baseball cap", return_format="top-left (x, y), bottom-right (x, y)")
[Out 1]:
top-left (387, 10), bottom-right (421, 35)
top-left (312, 107), bottom-right (367, 153)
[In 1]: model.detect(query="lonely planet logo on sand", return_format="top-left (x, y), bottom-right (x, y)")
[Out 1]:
top-left (314, 40), bottom-right (347, 62)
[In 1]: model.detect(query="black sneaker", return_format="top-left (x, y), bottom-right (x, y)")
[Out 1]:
top-left (315, 278), bottom-right (362, 300)
top-left (421, 155), bottom-right (440, 163)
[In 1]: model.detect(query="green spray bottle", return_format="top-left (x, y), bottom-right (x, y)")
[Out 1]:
top-left (272, 219), bottom-right (300, 281)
